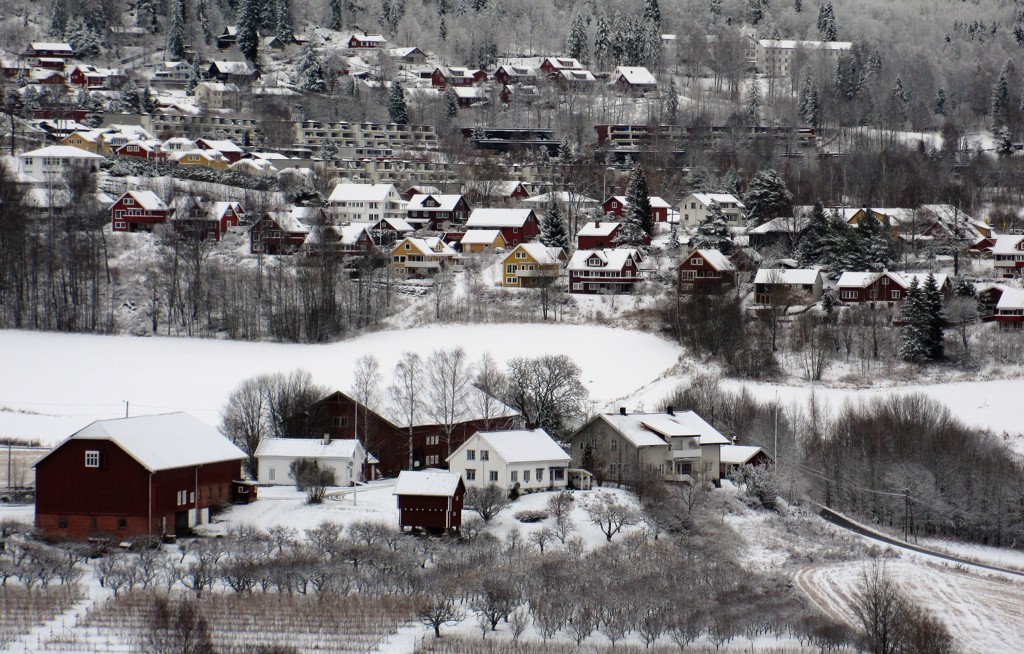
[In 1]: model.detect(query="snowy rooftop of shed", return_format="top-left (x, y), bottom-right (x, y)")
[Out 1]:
top-left (394, 470), bottom-right (462, 496)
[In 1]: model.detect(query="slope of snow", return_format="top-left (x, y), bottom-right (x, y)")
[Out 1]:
top-left (0, 326), bottom-right (681, 444)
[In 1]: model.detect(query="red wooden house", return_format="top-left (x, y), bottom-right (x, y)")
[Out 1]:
top-left (465, 208), bottom-right (540, 247)
top-left (576, 221), bottom-right (622, 250)
top-left (430, 66), bottom-right (487, 88)
top-left (171, 197), bottom-right (244, 241)
top-left (494, 65), bottom-right (537, 85)
top-left (249, 209), bottom-right (311, 254)
top-left (34, 413), bottom-right (246, 539)
top-left (676, 249), bottom-right (737, 293)
top-left (993, 235), bottom-right (1024, 278)
top-left (348, 32), bottom-right (387, 49)
top-left (406, 193), bottom-right (471, 230)
top-left (568, 248), bottom-right (643, 294)
top-left (601, 195), bottom-right (672, 222)
top-left (393, 470), bottom-right (465, 532)
top-left (115, 141), bottom-right (166, 162)
top-left (287, 389), bottom-right (519, 478)
top-left (195, 138), bottom-right (244, 163)
top-left (835, 272), bottom-right (906, 304)
top-left (994, 287), bottom-right (1024, 330)
top-left (540, 57), bottom-right (583, 76)
top-left (111, 190), bottom-right (170, 232)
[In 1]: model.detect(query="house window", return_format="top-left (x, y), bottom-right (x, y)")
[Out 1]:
top-left (118, 518), bottom-right (127, 530)
top-left (510, 471), bottom-right (518, 483)
top-left (507, 265), bottom-right (517, 273)
top-left (466, 469), bottom-right (476, 481)
top-left (892, 291), bottom-right (901, 299)
top-left (692, 258), bottom-right (703, 266)
top-left (553, 468), bottom-right (564, 481)
top-left (506, 277), bottom-right (517, 285)
top-left (467, 449), bottom-right (475, 461)
top-left (269, 467), bottom-right (276, 481)
top-left (85, 451), bottom-right (100, 467)
top-left (190, 492), bottom-right (195, 503)
top-left (58, 517), bottom-right (68, 529)
top-left (90, 516), bottom-right (98, 528)
top-left (523, 470), bottom-right (531, 483)
top-left (840, 290), bottom-right (857, 300)
top-left (334, 416), bottom-right (348, 428)
top-left (881, 277), bottom-right (889, 286)
top-left (125, 198), bottom-right (134, 205)
top-left (489, 471), bottom-right (498, 482)
top-left (610, 438), bottom-right (618, 451)
top-left (676, 461), bottom-right (692, 475)
top-left (536, 468), bottom-right (544, 481)
top-left (114, 222), bottom-right (126, 229)
top-left (480, 450), bottom-right (489, 461)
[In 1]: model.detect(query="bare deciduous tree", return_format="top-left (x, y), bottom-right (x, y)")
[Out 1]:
top-left (389, 352), bottom-right (423, 471)
top-left (585, 493), bottom-right (640, 542)
top-left (426, 347), bottom-right (473, 459)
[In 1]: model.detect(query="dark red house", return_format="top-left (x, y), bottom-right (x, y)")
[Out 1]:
top-left (111, 190), bottom-right (170, 232)
top-left (287, 390), bottom-right (519, 478)
top-left (393, 470), bottom-right (465, 532)
top-left (249, 210), bottom-right (311, 254)
top-left (430, 66), bottom-right (487, 88)
top-left (464, 208), bottom-right (540, 247)
top-left (171, 197), bottom-right (244, 241)
top-left (34, 413), bottom-right (247, 539)
top-left (115, 141), bottom-right (166, 162)
top-left (676, 248), bottom-right (737, 293)
top-left (348, 32), bottom-right (387, 49)
top-left (576, 221), bottom-right (622, 250)
top-left (406, 193), bottom-right (471, 230)
top-left (601, 195), bottom-right (672, 223)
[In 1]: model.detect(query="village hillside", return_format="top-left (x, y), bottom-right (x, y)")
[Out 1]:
top-left (1, 0), bottom-right (1024, 652)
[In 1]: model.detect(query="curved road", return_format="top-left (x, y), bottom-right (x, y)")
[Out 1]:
top-left (815, 503), bottom-right (1024, 579)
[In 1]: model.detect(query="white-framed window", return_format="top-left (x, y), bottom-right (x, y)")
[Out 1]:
top-left (692, 257), bottom-right (703, 266)
top-left (536, 468), bottom-right (544, 481)
top-left (466, 449), bottom-right (475, 461)
top-left (466, 469), bottom-right (476, 481)
top-left (523, 470), bottom-right (531, 483)
top-left (85, 450), bottom-right (100, 467)
top-left (506, 264), bottom-right (517, 273)
top-left (269, 467), bottom-right (276, 481)
top-left (124, 198), bottom-right (134, 205)
top-left (510, 471), bottom-right (518, 483)
top-left (841, 290), bottom-right (857, 300)
top-left (114, 221), bottom-right (126, 229)
top-left (190, 492), bottom-right (195, 503)
top-left (489, 470), bottom-right (498, 482)
top-left (480, 450), bottom-right (489, 461)
top-left (891, 291), bottom-right (901, 299)
top-left (506, 277), bottom-right (517, 285)
top-left (334, 416), bottom-right (348, 428)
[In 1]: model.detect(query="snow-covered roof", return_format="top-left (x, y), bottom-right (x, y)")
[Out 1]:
top-left (577, 221), bottom-right (620, 237)
top-left (557, 69), bottom-right (597, 82)
top-left (19, 145), bottom-right (104, 159)
top-left (568, 248), bottom-right (638, 272)
top-left (210, 60), bottom-right (253, 75)
top-left (690, 249), bottom-right (735, 272)
top-left (338, 224), bottom-right (371, 245)
top-left (612, 66), bottom-right (657, 86)
top-left (121, 190), bottom-right (167, 211)
top-left (469, 429), bottom-right (570, 465)
top-left (38, 412), bottom-right (245, 472)
top-left (637, 412), bottom-right (730, 445)
top-left (170, 149), bottom-right (226, 163)
top-left (466, 208), bottom-right (533, 228)
top-left (30, 42), bottom-right (73, 52)
top-left (461, 229), bottom-right (503, 245)
top-left (997, 287), bottom-right (1024, 310)
top-left (757, 39), bottom-right (853, 50)
top-left (543, 57), bottom-right (583, 70)
top-left (720, 445), bottom-right (767, 466)
top-left (687, 193), bottom-right (744, 209)
top-left (835, 272), bottom-right (884, 288)
top-left (746, 215), bottom-right (809, 234)
top-left (753, 268), bottom-right (821, 285)
top-left (514, 243), bottom-right (565, 264)
top-left (197, 138), bottom-right (243, 153)
top-left (392, 236), bottom-right (457, 258)
top-left (522, 191), bottom-right (599, 206)
top-left (387, 47), bottom-right (424, 58)
top-left (991, 234), bottom-right (1024, 256)
top-left (263, 208), bottom-right (312, 234)
top-left (393, 470), bottom-right (462, 496)
top-left (899, 272), bottom-right (948, 290)
top-left (255, 437), bottom-right (371, 461)
top-left (329, 182), bottom-right (400, 204)
top-left (371, 216), bottom-right (414, 232)
top-left (407, 194), bottom-right (463, 211)
top-left (462, 181), bottom-right (529, 197)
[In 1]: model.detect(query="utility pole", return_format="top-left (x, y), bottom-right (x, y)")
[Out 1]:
top-left (903, 487), bottom-right (910, 542)
top-left (124, 401), bottom-right (129, 418)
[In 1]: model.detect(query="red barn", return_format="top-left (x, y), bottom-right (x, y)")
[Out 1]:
top-left (111, 190), bottom-right (170, 232)
top-left (393, 470), bottom-right (465, 532)
top-left (34, 413), bottom-right (246, 539)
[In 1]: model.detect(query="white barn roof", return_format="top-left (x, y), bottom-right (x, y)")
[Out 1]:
top-left (394, 470), bottom-right (462, 496)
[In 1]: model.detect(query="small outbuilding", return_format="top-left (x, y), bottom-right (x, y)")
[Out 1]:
top-left (719, 445), bottom-right (773, 479)
top-left (393, 470), bottom-right (465, 532)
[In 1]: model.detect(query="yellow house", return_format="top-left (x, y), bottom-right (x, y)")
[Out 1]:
top-left (60, 130), bottom-right (103, 153)
top-left (501, 243), bottom-right (566, 288)
top-left (460, 229), bottom-right (507, 253)
top-left (390, 237), bottom-right (458, 277)
top-left (171, 149), bottom-right (230, 170)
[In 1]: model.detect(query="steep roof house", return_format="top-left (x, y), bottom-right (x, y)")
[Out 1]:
top-left (393, 470), bottom-right (465, 532)
top-left (255, 436), bottom-right (375, 486)
top-left (431, 66), bottom-right (487, 88)
top-left (249, 209), bottom-right (312, 254)
top-left (676, 193), bottom-right (746, 228)
top-left (501, 244), bottom-right (566, 287)
top-left (447, 429), bottom-right (571, 492)
top-left (610, 66), bottom-right (657, 94)
top-left (676, 249), bottom-right (736, 293)
top-left (110, 190), bottom-right (169, 233)
top-left (494, 64), bottom-right (537, 85)
top-left (576, 221), bottom-right (622, 250)
top-left (349, 31), bottom-right (387, 49)
top-left (329, 183), bottom-right (406, 223)
top-left (390, 237), bottom-right (458, 276)
top-left (568, 408), bottom-right (731, 487)
top-left (170, 197), bottom-right (244, 241)
top-left (461, 229), bottom-right (507, 253)
top-left (994, 287), bottom-right (1024, 330)
top-left (406, 193), bottom-right (471, 230)
top-left (34, 413), bottom-right (246, 539)
top-left (992, 235), bottom-right (1024, 278)
top-left (753, 268), bottom-right (824, 304)
top-left (568, 249), bottom-right (643, 295)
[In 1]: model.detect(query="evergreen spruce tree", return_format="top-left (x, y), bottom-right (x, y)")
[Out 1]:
top-left (746, 79), bottom-right (761, 126)
top-left (624, 165), bottom-right (654, 238)
top-left (693, 202), bottom-right (732, 254)
top-left (992, 70), bottom-right (1010, 123)
top-left (952, 275), bottom-right (976, 299)
top-left (687, 167), bottom-right (714, 193)
top-left (141, 86), bottom-right (158, 114)
top-left (187, 57), bottom-right (203, 94)
top-left (899, 278), bottom-right (927, 362)
top-left (593, 12), bottom-right (611, 70)
top-left (995, 125), bottom-right (1013, 157)
top-left (747, 0), bottom-right (764, 26)
top-left (920, 273), bottom-right (945, 360)
top-left (835, 225), bottom-right (867, 273)
top-left (276, 0), bottom-right (294, 43)
top-left (666, 78), bottom-right (679, 123)
top-left (797, 201), bottom-right (828, 266)
top-left (567, 13), bottom-right (589, 64)
top-left (856, 208), bottom-right (893, 270)
top-left (15, 68), bottom-right (26, 88)
top-left (817, 2), bottom-right (838, 41)
top-left (558, 137), bottom-right (572, 167)
top-left (329, 0), bottom-right (343, 31)
top-left (65, 18), bottom-right (101, 58)
top-left (295, 43), bottom-right (326, 92)
top-left (643, 0), bottom-right (661, 29)
top-left (84, 92), bottom-right (104, 127)
top-left (612, 212), bottom-right (648, 248)
top-left (709, 0), bottom-right (722, 16)
top-left (444, 85), bottom-right (458, 117)
top-left (236, 0), bottom-right (261, 64)
top-left (667, 221), bottom-right (680, 250)
top-left (540, 197), bottom-right (570, 250)
top-left (118, 79), bottom-right (143, 114)
top-left (934, 88), bottom-right (946, 116)
top-left (388, 80), bottom-right (408, 124)
top-left (318, 138), bottom-right (338, 160)
top-left (744, 169), bottom-right (793, 226)
top-left (49, 0), bottom-right (67, 36)
top-left (722, 170), bottom-right (742, 196)
top-left (167, 0), bottom-right (187, 62)
top-left (794, 0), bottom-right (802, 12)
top-left (196, 0), bottom-right (212, 43)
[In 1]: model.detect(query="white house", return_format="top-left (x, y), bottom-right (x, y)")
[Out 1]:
top-left (328, 183), bottom-right (407, 223)
top-left (676, 192), bottom-right (746, 228)
top-left (18, 145), bottom-right (105, 180)
top-left (254, 436), bottom-right (375, 486)
top-left (447, 429), bottom-right (571, 492)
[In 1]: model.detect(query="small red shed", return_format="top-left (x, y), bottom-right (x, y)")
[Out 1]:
top-left (393, 470), bottom-right (465, 533)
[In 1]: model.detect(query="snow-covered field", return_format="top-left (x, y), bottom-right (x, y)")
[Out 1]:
top-left (0, 326), bottom-right (681, 444)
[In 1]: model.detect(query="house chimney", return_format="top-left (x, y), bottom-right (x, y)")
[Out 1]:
top-left (323, 433), bottom-right (331, 445)
top-left (619, 407), bottom-right (626, 416)
top-left (667, 405), bottom-right (674, 416)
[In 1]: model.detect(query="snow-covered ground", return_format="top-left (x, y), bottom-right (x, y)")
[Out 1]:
top-left (0, 325), bottom-right (681, 444)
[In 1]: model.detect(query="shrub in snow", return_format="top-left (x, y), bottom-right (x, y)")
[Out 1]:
top-left (514, 510), bottom-right (548, 523)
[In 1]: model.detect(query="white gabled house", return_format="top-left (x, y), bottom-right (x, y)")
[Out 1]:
top-left (447, 429), bottom-right (571, 492)
top-left (18, 145), bottom-right (104, 180)
top-left (328, 183), bottom-right (407, 223)
top-left (254, 436), bottom-right (376, 486)
top-left (677, 192), bottom-right (746, 228)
